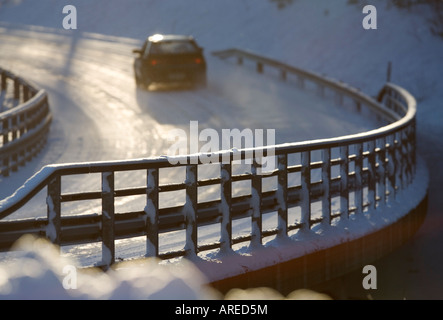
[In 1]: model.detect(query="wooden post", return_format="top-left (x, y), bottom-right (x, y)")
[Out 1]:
top-left (321, 148), bottom-right (331, 225)
top-left (340, 145), bottom-right (349, 220)
top-left (2, 119), bottom-right (9, 177)
top-left (251, 159), bottom-right (262, 247)
top-left (184, 165), bottom-right (198, 257)
top-left (354, 143), bottom-right (363, 215)
top-left (13, 78), bottom-right (20, 101)
top-left (146, 168), bottom-right (159, 257)
top-left (378, 137), bottom-right (387, 206)
top-left (46, 175), bottom-right (61, 246)
top-left (367, 140), bottom-right (377, 211)
top-left (277, 154), bottom-right (288, 238)
top-left (101, 172), bottom-right (115, 268)
top-left (257, 62), bottom-right (263, 74)
top-left (220, 162), bottom-right (232, 253)
top-left (300, 151), bottom-right (311, 231)
top-left (1, 71), bottom-right (6, 91)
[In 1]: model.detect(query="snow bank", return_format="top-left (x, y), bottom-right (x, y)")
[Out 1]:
top-left (0, 235), bottom-right (220, 300)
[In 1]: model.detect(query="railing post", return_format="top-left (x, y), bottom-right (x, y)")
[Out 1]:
top-left (378, 137), bottom-right (387, 206)
top-left (257, 62), bottom-right (263, 74)
top-left (339, 145), bottom-right (349, 220)
top-left (321, 148), bottom-right (331, 226)
top-left (145, 168), bottom-right (159, 257)
top-left (13, 77), bottom-right (20, 101)
top-left (300, 151), bottom-right (311, 231)
top-left (354, 143), bottom-right (363, 215)
top-left (2, 119), bottom-right (9, 177)
top-left (11, 116), bottom-right (18, 173)
top-left (386, 134), bottom-right (396, 200)
top-left (220, 162), bottom-right (232, 253)
top-left (396, 131), bottom-right (405, 191)
top-left (23, 85), bottom-right (30, 102)
top-left (277, 154), bottom-right (288, 238)
top-left (0, 71), bottom-right (6, 91)
top-left (250, 159), bottom-right (262, 248)
top-left (184, 164), bottom-right (198, 257)
top-left (101, 171), bottom-right (115, 268)
top-left (46, 175), bottom-right (61, 246)
top-left (367, 140), bottom-right (377, 211)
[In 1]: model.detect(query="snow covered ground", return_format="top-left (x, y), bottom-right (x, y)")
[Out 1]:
top-left (0, 0), bottom-right (442, 299)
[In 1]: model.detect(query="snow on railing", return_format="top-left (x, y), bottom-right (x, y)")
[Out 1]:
top-left (0, 51), bottom-right (418, 269)
top-left (0, 68), bottom-right (52, 177)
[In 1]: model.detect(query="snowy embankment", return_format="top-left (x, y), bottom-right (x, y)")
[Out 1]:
top-left (0, 0), bottom-right (441, 299)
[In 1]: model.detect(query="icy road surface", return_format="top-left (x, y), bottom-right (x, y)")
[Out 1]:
top-left (0, 25), bottom-right (378, 264)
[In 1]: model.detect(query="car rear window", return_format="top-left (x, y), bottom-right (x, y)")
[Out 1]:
top-left (150, 41), bottom-right (198, 54)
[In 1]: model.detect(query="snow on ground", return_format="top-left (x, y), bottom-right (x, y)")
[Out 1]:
top-left (0, 0), bottom-right (442, 299)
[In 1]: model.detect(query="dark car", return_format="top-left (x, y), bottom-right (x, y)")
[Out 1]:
top-left (133, 34), bottom-right (207, 89)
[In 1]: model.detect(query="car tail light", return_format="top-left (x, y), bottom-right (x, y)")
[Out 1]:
top-left (150, 59), bottom-right (159, 66)
top-left (194, 58), bottom-right (202, 64)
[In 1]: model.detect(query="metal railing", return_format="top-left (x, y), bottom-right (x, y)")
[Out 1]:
top-left (0, 50), bottom-right (417, 269)
top-left (0, 68), bottom-right (52, 177)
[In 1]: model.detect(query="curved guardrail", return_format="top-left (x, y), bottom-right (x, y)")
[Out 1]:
top-left (0, 68), bottom-right (52, 177)
top-left (0, 50), bottom-right (420, 272)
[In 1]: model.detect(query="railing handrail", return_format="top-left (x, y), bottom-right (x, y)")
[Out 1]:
top-left (0, 67), bottom-right (52, 178)
top-left (0, 89), bottom-right (47, 120)
top-left (0, 50), bottom-right (419, 269)
top-left (212, 48), bottom-right (406, 122)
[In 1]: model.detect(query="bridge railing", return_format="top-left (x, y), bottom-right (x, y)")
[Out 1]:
top-left (0, 50), bottom-right (417, 269)
top-left (0, 68), bottom-right (52, 177)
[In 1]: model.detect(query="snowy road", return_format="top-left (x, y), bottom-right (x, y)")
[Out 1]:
top-left (0, 25), bottom-right (377, 221)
